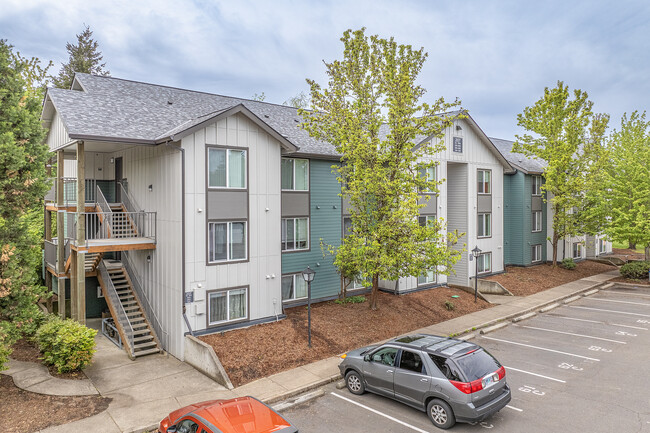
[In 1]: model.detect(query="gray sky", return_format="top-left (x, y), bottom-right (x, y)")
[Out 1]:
top-left (2, 0), bottom-right (648, 139)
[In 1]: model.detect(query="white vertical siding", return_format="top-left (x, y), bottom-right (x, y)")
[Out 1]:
top-left (106, 144), bottom-right (184, 359)
top-left (46, 111), bottom-right (72, 151)
top-left (184, 113), bottom-right (283, 336)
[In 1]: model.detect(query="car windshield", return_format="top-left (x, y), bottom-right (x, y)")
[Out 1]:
top-left (454, 349), bottom-right (501, 381)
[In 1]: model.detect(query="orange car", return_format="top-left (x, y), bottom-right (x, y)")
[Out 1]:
top-left (158, 396), bottom-right (298, 433)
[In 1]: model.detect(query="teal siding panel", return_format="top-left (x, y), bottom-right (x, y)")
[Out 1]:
top-left (282, 160), bottom-right (342, 300)
top-left (503, 172), bottom-right (525, 265)
top-left (526, 175), bottom-right (548, 263)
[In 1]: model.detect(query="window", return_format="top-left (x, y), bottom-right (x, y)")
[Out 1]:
top-left (343, 217), bottom-right (352, 237)
top-left (418, 269), bottom-right (436, 286)
top-left (208, 221), bottom-right (247, 263)
top-left (370, 347), bottom-right (398, 366)
top-left (422, 166), bottom-right (436, 192)
top-left (478, 213), bottom-right (491, 238)
top-left (478, 252), bottom-right (492, 273)
top-left (599, 239), bottom-right (607, 253)
top-left (208, 148), bottom-right (246, 188)
top-left (478, 170), bottom-right (491, 194)
top-left (419, 215), bottom-right (436, 227)
top-left (176, 419), bottom-right (200, 433)
top-left (572, 242), bottom-right (583, 259)
top-left (399, 350), bottom-right (426, 374)
top-left (282, 217), bottom-right (309, 251)
top-left (532, 175), bottom-right (542, 196)
top-left (208, 287), bottom-right (247, 325)
top-left (532, 211), bottom-right (542, 232)
top-left (281, 158), bottom-right (309, 191)
top-left (281, 274), bottom-right (308, 301)
top-left (532, 244), bottom-right (542, 263)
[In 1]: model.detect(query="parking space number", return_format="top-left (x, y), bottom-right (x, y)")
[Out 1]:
top-left (588, 346), bottom-right (612, 352)
top-left (519, 385), bottom-right (545, 396)
top-left (559, 362), bottom-right (583, 371)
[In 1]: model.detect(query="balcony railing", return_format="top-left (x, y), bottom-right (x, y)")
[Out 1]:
top-left (74, 211), bottom-right (157, 242)
top-left (45, 178), bottom-right (118, 206)
top-left (43, 238), bottom-right (70, 271)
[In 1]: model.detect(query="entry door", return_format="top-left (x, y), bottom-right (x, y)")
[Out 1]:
top-left (114, 157), bottom-right (123, 202)
top-left (363, 347), bottom-right (397, 397)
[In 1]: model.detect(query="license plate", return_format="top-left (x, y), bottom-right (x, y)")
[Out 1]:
top-left (482, 372), bottom-right (499, 389)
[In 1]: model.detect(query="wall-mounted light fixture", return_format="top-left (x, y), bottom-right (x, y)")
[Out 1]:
top-left (146, 255), bottom-right (151, 263)
top-left (148, 184), bottom-right (153, 192)
top-left (110, 157), bottom-right (115, 164)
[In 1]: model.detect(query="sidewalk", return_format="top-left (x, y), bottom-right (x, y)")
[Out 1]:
top-left (2, 269), bottom-right (618, 433)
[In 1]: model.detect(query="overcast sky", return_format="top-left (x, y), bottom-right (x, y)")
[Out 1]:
top-left (2, 0), bottom-right (648, 139)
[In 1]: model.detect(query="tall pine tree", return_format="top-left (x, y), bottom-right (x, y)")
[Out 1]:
top-left (52, 25), bottom-right (109, 89)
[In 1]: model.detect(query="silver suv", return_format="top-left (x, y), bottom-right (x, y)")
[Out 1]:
top-left (338, 334), bottom-right (511, 429)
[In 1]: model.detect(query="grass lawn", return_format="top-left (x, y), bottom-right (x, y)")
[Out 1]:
top-left (612, 241), bottom-right (645, 254)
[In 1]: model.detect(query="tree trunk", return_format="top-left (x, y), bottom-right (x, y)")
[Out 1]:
top-left (370, 274), bottom-right (379, 310)
top-left (645, 245), bottom-right (649, 262)
top-left (629, 241), bottom-right (637, 250)
top-left (552, 232), bottom-right (559, 267)
top-left (339, 276), bottom-right (345, 301)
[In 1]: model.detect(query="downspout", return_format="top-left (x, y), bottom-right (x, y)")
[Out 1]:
top-left (164, 141), bottom-right (194, 337)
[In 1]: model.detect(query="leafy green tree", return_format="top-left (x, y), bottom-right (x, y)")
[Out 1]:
top-left (514, 81), bottom-right (609, 266)
top-left (52, 25), bottom-right (110, 89)
top-left (302, 29), bottom-right (462, 310)
top-left (283, 91), bottom-right (310, 109)
top-left (602, 111), bottom-right (650, 260)
top-left (251, 92), bottom-right (266, 101)
top-left (0, 40), bottom-right (52, 369)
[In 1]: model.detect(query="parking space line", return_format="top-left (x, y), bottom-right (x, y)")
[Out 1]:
top-left (331, 393), bottom-right (430, 433)
top-left (482, 336), bottom-right (600, 361)
top-left (600, 291), bottom-right (650, 300)
top-left (504, 366), bottom-right (566, 383)
top-left (506, 405), bottom-right (523, 412)
top-left (612, 323), bottom-right (649, 330)
top-left (545, 315), bottom-right (649, 330)
top-left (518, 325), bottom-right (626, 344)
top-left (570, 305), bottom-right (650, 318)
top-left (589, 298), bottom-right (650, 307)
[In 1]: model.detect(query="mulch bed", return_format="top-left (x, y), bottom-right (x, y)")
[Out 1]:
top-left (0, 375), bottom-right (111, 433)
top-left (612, 248), bottom-right (646, 261)
top-left (10, 339), bottom-right (87, 380)
top-left (485, 260), bottom-right (617, 297)
top-left (200, 287), bottom-right (491, 387)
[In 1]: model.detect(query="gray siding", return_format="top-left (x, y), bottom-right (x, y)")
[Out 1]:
top-left (447, 162), bottom-right (468, 285)
top-left (281, 192), bottom-right (310, 217)
top-left (207, 190), bottom-right (248, 220)
top-left (46, 111), bottom-right (72, 151)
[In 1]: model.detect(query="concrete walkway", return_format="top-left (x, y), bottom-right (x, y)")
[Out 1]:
top-left (1, 269), bottom-right (619, 433)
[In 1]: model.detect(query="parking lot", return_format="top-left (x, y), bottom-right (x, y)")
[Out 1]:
top-left (283, 284), bottom-right (650, 432)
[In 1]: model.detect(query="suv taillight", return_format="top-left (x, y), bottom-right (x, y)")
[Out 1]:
top-left (450, 379), bottom-right (483, 394)
top-left (497, 366), bottom-right (506, 380)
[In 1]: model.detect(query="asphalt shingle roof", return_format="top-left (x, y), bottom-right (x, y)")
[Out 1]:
top-left (490, 137), bottom-right (546, 174)
top-left (46, 73), bottom-right (339, 156)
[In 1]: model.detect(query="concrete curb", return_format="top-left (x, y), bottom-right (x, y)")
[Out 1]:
top-left (272, 389), bottom-right (325, 412)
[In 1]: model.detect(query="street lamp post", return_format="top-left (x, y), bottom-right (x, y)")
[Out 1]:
top-left (301, 266), bottom-right (316, 348)
top-left (471, 246), bottom-right (482, 303)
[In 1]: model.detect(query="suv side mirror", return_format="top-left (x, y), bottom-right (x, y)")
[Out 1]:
top-left (363, 354), bottom-right (370, 362)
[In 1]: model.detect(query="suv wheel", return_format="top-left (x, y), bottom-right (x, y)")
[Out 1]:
top-left (345, 371), bottom-right (365, 395)
top-left (427, 399), bottom-right (455, 429)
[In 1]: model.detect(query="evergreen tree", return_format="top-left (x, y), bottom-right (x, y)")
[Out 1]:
top-left (0, 40), bottom-right (51, 369)
top-left (52, 25), bottom-right (110, 89)
top-left (302, 29), bottom-right (462, 310)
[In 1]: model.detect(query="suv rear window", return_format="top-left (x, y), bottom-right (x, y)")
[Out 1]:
top-left (454, 349), bottom-right (501, 381)
top-left (428, 354), bottom-right (462, 381)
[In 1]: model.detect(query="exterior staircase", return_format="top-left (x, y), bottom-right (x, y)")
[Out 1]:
top-left (98, 260), bottom-right (161, 359)
top-left (110, 204), bottom-right (138, 238)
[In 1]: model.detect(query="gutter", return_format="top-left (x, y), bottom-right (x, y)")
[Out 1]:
top-left (164, 141), bottom-right (194, 337)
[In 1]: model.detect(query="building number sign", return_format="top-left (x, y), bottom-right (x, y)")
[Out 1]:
top-left (453, 137), bottom-right (463, 153)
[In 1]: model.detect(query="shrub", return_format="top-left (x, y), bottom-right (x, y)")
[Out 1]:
top-left (35, 316), bottom-right (97, 373)
top-left (334, 295), bottom-right (366, 305)
top-left (444, 300), bottom-right (455, 311)
top-left (562, 258), bottom-right (576, 270)
top-left (620, 261), bottom-right (650, 280)
top-left (0, 322), bottom-right (15, 372)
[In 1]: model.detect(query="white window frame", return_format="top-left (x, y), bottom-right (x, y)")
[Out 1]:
top-left (422, 165), bottom-right (437, 193)
top-left (572, 242), bottom-right (583, 259)
top-left (532, 244), bottom-right (542, 263)
top-left (281, 217), bottom-right (309, 251)
top-left (532, 211), bottom-right (542, 232)
top-left (208, 148), bottom-right (247, 189)
top-left (207, 287), bottom-right (248, 325)
top-left (281, 158), bottom-right (309, 191)
top-left (478, 213), bottom-right (492, 238)
top-left (532, 175), bottom-right (542, 196)
top-left (477, 169), bottom-right (492, 195)
top-left (418, 269), bottom-right (436, 286)
top-left (478, 252), bottom-right (492, 274)
top-left (281, 274), bottom-right (309, 302)
top-left (599, 239), bottom-right (607, 253)
top-left (208, 221), bottom-right (248, 263)
top-left (419, 215), bottom-right (436, 227)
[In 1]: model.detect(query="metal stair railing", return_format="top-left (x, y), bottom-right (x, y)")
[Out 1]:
top-left (95, 185), bottom-right (113, 238)
top-left (122, 251), bottom-right (167, 350)
top-left (98, 261), bottom-right (134, 357)
top-left (118, 182), bottom-right (146, 236)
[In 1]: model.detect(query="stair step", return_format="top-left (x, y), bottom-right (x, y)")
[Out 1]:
top-left (131, 322), bottom-right (148, 329)
top-left (133, 335), bottom-right (154, 343)
top-left (126, 312), bottom-right (142, 318)
top-left (124, 305), bottom-right (140, 312)
top-left (129, 328), bottom-right (151, 336)
top-left (122, 300), bottom-right (138, 306)
top-left (134, 340), bottom-right (158, 349)
top-left (133, 347), bottom-right (160, 357)
top-left (114, 284), bottom-right (130, 289)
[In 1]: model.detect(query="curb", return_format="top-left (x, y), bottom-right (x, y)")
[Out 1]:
top-left (262, 373), bottom-right (342, 406)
